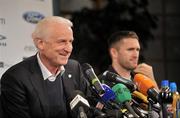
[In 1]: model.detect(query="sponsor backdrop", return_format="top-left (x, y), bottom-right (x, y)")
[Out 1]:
top-left (0, 0), bottom-right (53, 78)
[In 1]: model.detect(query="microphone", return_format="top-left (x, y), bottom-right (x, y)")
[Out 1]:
top-left (132, 91), bottom-right (149, 104)
top-left (70, 90), bottom-right (107, 118)
top-left (94, 83), bottom-right (117, 110)
top-left (104, 109), bottom-right (123, 118)
top-left (132, 91), bottom-right (162, 116)
top-left (82, 63), bottom-right (105, 96)
top-left (133, 73), bottom-right (159, 103)
top-left (112, 83), bottom-right (139, 118)
top-left (132, 105), bottom-right (148, 118)
top-left (101, 84), bottom-right (121, 110)
top-left (101, 70), bottom-right (137, 92)
top-left (69, 90), bottom-right (90, 118)
top-left (88, 107), bottom-right (107, 118)
top-left (101, 84), bottom-right (116, 102)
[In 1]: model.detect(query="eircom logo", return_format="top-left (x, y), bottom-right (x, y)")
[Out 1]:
top-left (23, 11), bottom-right (45, 24)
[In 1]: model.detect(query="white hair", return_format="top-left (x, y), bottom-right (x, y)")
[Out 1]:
top-left (32, 16), bottom-right (73, 47)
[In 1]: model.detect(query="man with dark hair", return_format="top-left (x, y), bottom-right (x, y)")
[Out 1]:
top-left (100, 30), bottom-right (160, 117)
top-left (106, 30), bottom-right (158, 88)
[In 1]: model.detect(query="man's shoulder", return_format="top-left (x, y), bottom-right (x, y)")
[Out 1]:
top-left (67, 59), bottom-right (79, 64)
top-left (2, 55), bottom-right (36, 76)
top-left (65, 59), bottom-right (80, 68)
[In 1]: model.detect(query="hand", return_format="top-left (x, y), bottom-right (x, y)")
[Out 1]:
top-left (134, 63), bottom-right (154, 80)
top-left (134, 63), bottom-right (159, 90)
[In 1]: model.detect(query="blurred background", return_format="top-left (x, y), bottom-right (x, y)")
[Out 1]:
top-left (0, 0), bottom-right (180, 91)
top-left (53, 0), bottom-right (180, 90)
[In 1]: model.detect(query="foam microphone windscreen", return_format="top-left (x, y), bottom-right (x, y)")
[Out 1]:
top-left (112, 83), bottom-right (132, 103)
top-left (69, 90), bottom-right (90, 111)
top-left (134, 73), bottom-right (156, 96)
top-left (101, 84), bottom-right (116, 102)
top-left (132, 91), bottom-right (148, 104)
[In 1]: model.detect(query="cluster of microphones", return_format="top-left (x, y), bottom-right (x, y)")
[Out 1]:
top-left (69, 63), bottom-right (180, 118)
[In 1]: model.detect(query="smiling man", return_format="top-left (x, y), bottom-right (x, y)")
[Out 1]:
top-left (1, 16), bottom-right (90, 118)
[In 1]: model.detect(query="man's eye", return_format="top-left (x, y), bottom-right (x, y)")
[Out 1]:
top-left (57, 40), bottom-right (65, 43)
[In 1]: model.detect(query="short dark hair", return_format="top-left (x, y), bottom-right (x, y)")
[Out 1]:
top-left (107, 31), bottom-right (139, 48)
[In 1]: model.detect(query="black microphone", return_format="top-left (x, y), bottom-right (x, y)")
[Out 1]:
top-left (132, 105), bottom-right (148, 118)
top-left (69, 90), bottom-right (90, 118)
top-left (88, 107), bottom-right (106, 118)
top-left (104, 109), bottom-right (123, 118)
top-left (82, 63), bottom-right (105, 96)
top-left (101, 71), bottom-right (137, 92)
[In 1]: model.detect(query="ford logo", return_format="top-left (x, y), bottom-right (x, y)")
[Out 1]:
top-left (0, 34), bottom-right (6, 40)
top-left (23, 11), bottom-right (45, 24)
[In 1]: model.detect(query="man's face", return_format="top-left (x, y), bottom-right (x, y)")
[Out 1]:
top-left (38, 23), bottom-right (73, 67)
top-left (115, 38), bottom-right (140, 70)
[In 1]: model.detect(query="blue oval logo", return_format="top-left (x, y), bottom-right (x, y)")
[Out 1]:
top-left (23, 11), bottom-right (45, 24)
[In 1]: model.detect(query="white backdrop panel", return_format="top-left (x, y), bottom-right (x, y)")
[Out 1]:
top-left (0, 0), bottom-right (53, 77)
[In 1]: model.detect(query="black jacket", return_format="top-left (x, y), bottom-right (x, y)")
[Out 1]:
top-left (1, 55), bottom-right (90, 118)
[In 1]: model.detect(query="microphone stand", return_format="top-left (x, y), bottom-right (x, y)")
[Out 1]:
top-left (147, 97), bottom-right (155, 118)
top-left (78, 106), bottom-right (87, 118)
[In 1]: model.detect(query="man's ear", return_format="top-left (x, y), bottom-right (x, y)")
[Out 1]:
top-left (110, 48), bottom-right (118, 58)
top-left (32, 37), bottom-right (44, 50)
top-left (36, 38), bottom-right (44, 50)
